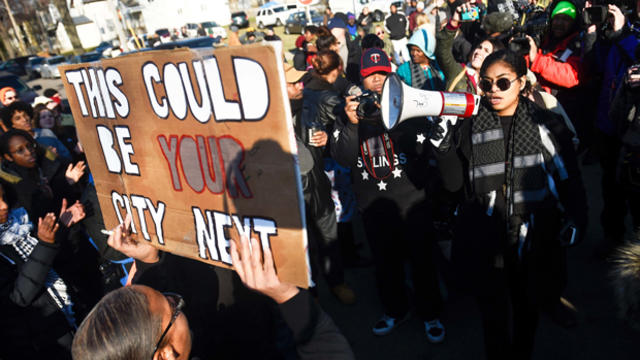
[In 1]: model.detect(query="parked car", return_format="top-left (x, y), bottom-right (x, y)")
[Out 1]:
top-left (256, 5), bottom-right (291, 28)
top-left (155, 28), bottom-right (172, 44)
top-left (284, 10), bottom-right (324, 34)
top-left (94, 41), bottom-right (114, 54)
top-left (0, 55), bottom-right (32, 76)
top-left (185, 23), bottom-right (200, 37)
top-left (201, 21), bottom-right (227, 39)
top-left (127, 34), bottom-right (150, 50)
top-left (231, 11), bottom-right (250, 28)
top-left (329, 0), bottom-right (403, 22)
top-left (71, 52), bottom-right (102, 64)
top-left (40, 56), bottom-right (69, 78)
top-left (0, 71), bottom-right (41, 105)
top-left (25, 56), bottom-right (46, 79)
top-left (152, 36), bottom-right (220, 50)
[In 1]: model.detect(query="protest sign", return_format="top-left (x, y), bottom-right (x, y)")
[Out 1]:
top-left (59, 44), bottom-right (310, 287)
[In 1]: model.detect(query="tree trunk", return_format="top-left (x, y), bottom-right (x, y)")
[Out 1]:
top-left (52, 0), bottom-right (83, 53)
top-left (0, 19), bottom-right (16, 59)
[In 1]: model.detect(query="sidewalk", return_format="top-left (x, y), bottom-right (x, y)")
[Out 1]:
top-left (318, 163), bottom-right (638, 359)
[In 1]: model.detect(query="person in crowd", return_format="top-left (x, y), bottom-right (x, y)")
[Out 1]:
top-left (406, 0), bottom-right (418, 16)
top-left (347, 12), bottom-right (358, 38)
top-left (385, 3), bottom-right (411, 64)
top-left (0, 183), bottom-right (86, 359)
top-left (263, 26), bottom-right (281, 41)
top-left (0, 86), bottom-right (17, 107)
top-left (328, 16), bottom-right (362, 84)
top-left (607, 63), bottom-right (640, 243)
top-left (300, 51), bottom-right (356, 304)
top-left (331, 48), bottom-right (446, 342)
top-left (71, 215), bottom-right (355, 360)
top-left (0, 101), bottom-right (71, 161)
top-left (358, 7), bottom-right (374, 34)
top-left (294, 25), bottom-right (319, 70)
top-left (593, 3), bottom-right (640, 256)
top-left (409, 1), bottom-right (425, 33)
top-left (397, 28), bottom-right (446, 90)
top-left (436, 1), bottom-right (505, 93)
top-left (323, 6), bottom-right (334, 26)
top-left (31, 103), bottom-right (72, 161)
top-left (429, 50), bottom-right (587, 359)
top-left (415, 11), bottom-right (436, 38)
top-left (0, 129), bottom-right (85, 225)
top-left (372, 25), bottom-right (396, 64)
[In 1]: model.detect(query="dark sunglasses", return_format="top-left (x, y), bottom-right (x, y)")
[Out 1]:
top-left (478, 77), bottom-right (518, 93)
top-left (151, 293), bottom-right (186, 359)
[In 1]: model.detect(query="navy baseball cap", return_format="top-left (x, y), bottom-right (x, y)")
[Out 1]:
top-left (360, 48), bottom-right (391, 78)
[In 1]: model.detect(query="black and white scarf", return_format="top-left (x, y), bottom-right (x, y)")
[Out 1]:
top-left (470, 97), bottom-right (569, 218)
top-left (0, 208), bottom-right (76, 328)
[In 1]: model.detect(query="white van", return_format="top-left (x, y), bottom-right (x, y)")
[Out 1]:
top-left (256, 5), bottom-right (290, 28)
top-left (328, 0), bottom-right (403, 22)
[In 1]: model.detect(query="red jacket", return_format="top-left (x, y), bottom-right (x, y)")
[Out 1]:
top-left (528, 32), bottom-right (582, 92)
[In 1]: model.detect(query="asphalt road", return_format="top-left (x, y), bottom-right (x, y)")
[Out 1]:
top-left (24, 76), bottom-right (638, 359)
top-left (26, 75), bottom-right (66, 98)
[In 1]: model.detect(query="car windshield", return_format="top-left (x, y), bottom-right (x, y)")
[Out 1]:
top-left (273, 7), bottom-right (285, 12)
top-left (80, 53), bottom-right (101, 62)
top-left (0, 75), bottom-right (28, 93)
top-left (29, 58), bottom-right (45, 65)
top-left (47, 57), bottom-right (66, 65)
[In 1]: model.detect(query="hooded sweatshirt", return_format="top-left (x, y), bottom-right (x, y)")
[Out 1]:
top-left (396, 29), bottom-right (445, 90)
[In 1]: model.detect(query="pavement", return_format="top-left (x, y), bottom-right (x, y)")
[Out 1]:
top-left (26, 76), bottom-right (637, 359)
top-left (316, 162), bottom-right (638, 359)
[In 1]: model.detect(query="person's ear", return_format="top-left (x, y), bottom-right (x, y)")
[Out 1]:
top-left (156, 344), bottom-right (178, 360)
top-left (519, 76), bottom-right (527, 91)
top-left (3, 154), bottom-right (13, 162)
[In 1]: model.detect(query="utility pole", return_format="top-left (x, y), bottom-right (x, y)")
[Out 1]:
top-left (2, 0), bottom-right (27, 55)
top-left (108, 0), bottom-right (128, 51)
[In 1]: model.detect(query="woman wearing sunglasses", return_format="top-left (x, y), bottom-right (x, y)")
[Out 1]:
top-left (430, 50), bottom-right (588, 359)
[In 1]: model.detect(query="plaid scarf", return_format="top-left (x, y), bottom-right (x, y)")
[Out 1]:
top-left (470, 97), bottom-right (566, 217)
top-left (0, 208), bottom-right (76, 328)
top-left (409, 61), bottom-right (445, 90)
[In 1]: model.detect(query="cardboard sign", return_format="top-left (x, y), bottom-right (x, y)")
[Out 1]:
top-left (59, 44), bottom-right (309, 287)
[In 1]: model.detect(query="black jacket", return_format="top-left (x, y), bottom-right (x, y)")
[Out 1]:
top-left (385, 13), bottom-right (408, 40)
top-left (133, 253), bottom-right (354, 360)
top-left (0, 147), bottom-right (80, 225)
top-left (0, 240), bottom-right (74, 359)
top-left (330, 113), bottom-right (434, 215)
top-left (301, 77), bottom-right (343, 218)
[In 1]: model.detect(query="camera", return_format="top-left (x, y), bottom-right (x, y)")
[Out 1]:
top-left (583, 5), bottom-right (609, 26)
top-left (355, 91), bottom-right (381, 121)
top-left (508, 7), bottom-right (549, 56)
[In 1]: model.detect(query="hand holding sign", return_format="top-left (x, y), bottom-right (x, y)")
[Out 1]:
top-left (107, 214), bottom-right (160, 263)
top-left (231, 235), bottom-right (299, 304)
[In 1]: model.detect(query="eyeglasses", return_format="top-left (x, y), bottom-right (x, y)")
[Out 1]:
top-left (478, 77), bottom-right (519, 93)
top-left (151, 293), bottom-right (186, 359)
top-left (376, 32), bottom-right (384, 35)
top-left (10, 142), bottom-right (36, 156)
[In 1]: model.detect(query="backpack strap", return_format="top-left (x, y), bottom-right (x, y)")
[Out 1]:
top-left (447, 66), bottom-right (469, 92)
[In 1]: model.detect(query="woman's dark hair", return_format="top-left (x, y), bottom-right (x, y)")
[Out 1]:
top-left (316, 25), bottom-right (331, 38)
top-left (0, 129), bottom-right (36, 157)
top-left (304, 25), bottom-right (318, 34)
top-left (316, 34), bottom-right (338, 52)
top-left (0, 101), bottom-right (33, 130)
top-left (361, 34), bottom-right (384, 50)
top-left (43, 88), bottom-right (59, 98)
top-left (312, 50), bottom-right (342, 76)
top-left (72, 287), bottom-right (162, 360)
top-left (480, 49), bottom-right (528, 77)
top-left (480, 49), bottom-right (531, 93)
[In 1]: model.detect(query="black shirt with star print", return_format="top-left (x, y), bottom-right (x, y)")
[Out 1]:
top-left (330, 116), bottom-right (436, 215)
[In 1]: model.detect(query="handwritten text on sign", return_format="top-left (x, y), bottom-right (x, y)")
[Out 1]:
top-left (60, 46), bottom-right (308, 287)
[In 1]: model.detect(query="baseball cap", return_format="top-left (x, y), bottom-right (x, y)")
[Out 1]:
top-left (284, 63), bottom-right (306, 83)
top-left (360, 48), bottom-right (391, 78)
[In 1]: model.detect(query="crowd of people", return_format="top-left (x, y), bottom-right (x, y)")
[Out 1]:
top-left (2, 0), bottom-right (640, 358)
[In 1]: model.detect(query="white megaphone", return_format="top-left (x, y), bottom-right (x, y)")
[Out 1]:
top-left (381, 73), bottom-right (481, 130)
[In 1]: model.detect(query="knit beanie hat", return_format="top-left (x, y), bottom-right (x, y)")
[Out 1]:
top-left (551, 1), bottom-right (577, 19)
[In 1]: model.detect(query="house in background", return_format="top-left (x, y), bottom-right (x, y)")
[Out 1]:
top-left (139, 0), bottom-right (231, 34)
